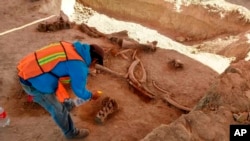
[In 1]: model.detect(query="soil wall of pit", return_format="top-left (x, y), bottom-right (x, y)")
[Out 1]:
top-left (79, 0), bottom-right (250, 42)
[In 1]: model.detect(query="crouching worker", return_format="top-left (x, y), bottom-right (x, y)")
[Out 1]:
top-left (17, 41), bottom-right (104, 139)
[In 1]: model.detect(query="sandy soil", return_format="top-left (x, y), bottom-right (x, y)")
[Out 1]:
top-left (0, 0), bottom-right (250, 141)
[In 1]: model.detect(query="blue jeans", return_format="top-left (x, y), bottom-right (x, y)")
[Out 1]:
top-left (20, 83), bottom-right (77, 138)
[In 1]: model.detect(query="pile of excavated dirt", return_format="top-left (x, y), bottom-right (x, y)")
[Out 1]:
top-left (0, 0), bottom-right (250, 141)
top-left (142, 60), bottom-right (250, 141)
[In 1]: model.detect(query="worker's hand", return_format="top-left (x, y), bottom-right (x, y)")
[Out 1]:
top-left (91, 90), bottom-right (103, 100)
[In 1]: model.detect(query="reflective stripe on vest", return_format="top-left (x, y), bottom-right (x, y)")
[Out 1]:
top-left (59, 76), bottom-right (71, 84)
top-left (17, 41), bottom-right (84, 80)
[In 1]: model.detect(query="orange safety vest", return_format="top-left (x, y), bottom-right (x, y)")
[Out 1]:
top-left (17, 41), bottom-right (84, 80)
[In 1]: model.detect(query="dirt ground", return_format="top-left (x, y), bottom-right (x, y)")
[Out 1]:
top-left (1, 0), bottom-right (250, 141)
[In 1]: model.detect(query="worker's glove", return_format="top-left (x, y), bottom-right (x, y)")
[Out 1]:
top-left (91, 90), bottom-right (103, 100)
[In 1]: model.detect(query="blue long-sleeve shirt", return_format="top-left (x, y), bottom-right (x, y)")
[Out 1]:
top-left (20, 41), bottom-right (92, 100)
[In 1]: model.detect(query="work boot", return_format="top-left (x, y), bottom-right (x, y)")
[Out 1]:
top-left (66, 128), bottom-right (90, 139)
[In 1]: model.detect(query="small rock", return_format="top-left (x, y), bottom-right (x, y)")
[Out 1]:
top-left (168, 59), bottom-right (184, 70)
top-left (175, 36), bottom-right (186, 42)
top-left (233, 112), bottom-right (249, 123)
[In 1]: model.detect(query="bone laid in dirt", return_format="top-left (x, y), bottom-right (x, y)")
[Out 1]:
top-left (114, 49), bottom-right (133, 60)
top-left (115, 49), bottom-right (132, 56)
top-left (140, 41), bottom-right (157, 52)
top-left (80, 23), bottom-right (106, 38)
top-left (132, 49), bottom-right (138, 60)
top-left (95, 59), bottom-right (154, 99)
top-left (121, 39), bottom-right (157, 52)
top-left (152, 81), bottom-right (192, 112)
top-left (128, 58), bottom-right (155, 98)
top-left (138, 61), bottom-right (147, 83)
top-left (121, 38), bottom-right (139, 48)
top-left (95, 64), bottom-right (127, 78)
top-left (128, 80), bottom-right (155, 99)
top-left (95, 97), bottom-right (119, 124)
top-left (128, 59), bottom-right (141, 86)
top-left (133, 54), bottom-right (146, 83)
top-left (108, 34), bottom-right (157, 52)
top-left (37, 16), bottom-right (71, 32)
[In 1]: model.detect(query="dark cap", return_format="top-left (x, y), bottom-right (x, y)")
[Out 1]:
top-left (90, 44), bottom-right (104, 65)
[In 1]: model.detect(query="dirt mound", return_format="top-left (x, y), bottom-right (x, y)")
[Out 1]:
top-left (142, 60), bottom-right (250, 141)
